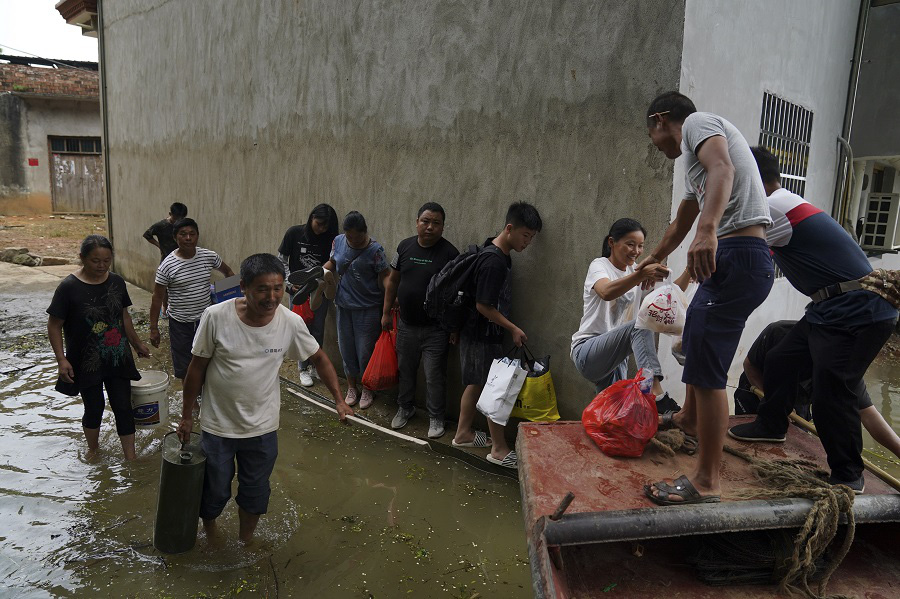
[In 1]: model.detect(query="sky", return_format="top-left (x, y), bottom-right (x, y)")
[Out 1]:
top-left (0, 0), bottom-right (99, 62)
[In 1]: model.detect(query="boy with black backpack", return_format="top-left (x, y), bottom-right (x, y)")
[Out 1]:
top-left (450, 202), bottom-right (542, 470)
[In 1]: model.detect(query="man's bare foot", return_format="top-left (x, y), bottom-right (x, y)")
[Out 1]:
top-left (202, 519), bottom-right (226, 551)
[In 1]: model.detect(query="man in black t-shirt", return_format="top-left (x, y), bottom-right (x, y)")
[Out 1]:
top-left (144, 202), bottom-right (188, 262)
top-left (450, 202), bottom-right (542, 470)
top-left (734, 321), bottom-right (814, 418)
top-left (143, 202), bottom-right (188, 316)
top-left (382, 203), bottom-right (459, 438)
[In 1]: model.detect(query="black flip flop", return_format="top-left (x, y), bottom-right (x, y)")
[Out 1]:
top-left (644, 475), bottom-right (720, 506)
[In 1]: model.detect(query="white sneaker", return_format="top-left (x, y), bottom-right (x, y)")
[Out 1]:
top-left (345, 387), bottom-right (359, 406)
top-left (359, 388), bottom-right (374, 409)
top-left (309, 365), bottom-right (320, 380)
top-left (427, 418), bottom-right (445, 439)
top-left (299, 367), bottom-right (314, 387)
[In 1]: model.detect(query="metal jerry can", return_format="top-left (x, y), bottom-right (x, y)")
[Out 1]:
top-left (153, 431), bottom-right (205, 554)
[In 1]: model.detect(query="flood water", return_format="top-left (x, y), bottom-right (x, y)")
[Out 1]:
top-left (0, 342), bottom-right (530, 598)
top-left (861, 352), bottom-right (900, 478)
top-left (2, 281), bottom-right (898, 599)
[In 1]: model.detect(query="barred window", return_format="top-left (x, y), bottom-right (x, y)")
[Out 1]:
top-left (49, 136), bottom-right (102, 155)
top-left (758, 92), bottom-right (813, 197)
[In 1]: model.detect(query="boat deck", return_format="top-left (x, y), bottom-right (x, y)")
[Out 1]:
top-left (517, 417), bottom-right (900, 598)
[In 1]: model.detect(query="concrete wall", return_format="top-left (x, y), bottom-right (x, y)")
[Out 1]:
top-left (851, 3), bottom-right (900, 159)
top-left (102, 0), bottom-right (685, 418)
top-left (0, 95), bottom-right (101, 214)
top-left (657, 0), bottom-right (861, 401)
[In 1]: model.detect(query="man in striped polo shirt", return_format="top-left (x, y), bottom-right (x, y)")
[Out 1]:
top-left (150, 218), bottom-right (234, 381)
top-left (728, 147), bottom-right (898, 493)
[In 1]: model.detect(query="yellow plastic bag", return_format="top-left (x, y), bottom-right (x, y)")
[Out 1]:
top-left (510, 357), bottom-right (560, 422)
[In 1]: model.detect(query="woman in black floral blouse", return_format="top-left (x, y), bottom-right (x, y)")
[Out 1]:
top-left (47, 235), bottom-right (151, 460)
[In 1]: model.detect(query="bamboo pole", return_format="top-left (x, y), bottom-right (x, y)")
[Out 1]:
top-left (789, 412), bottom-right (900, 493)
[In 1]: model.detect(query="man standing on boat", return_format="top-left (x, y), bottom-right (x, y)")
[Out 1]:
top-left (642, 92), bottom-right (773, 505)
top-left (727, 147), bottom-right (898, 493)
top-left (177, 253), bottom-right (353, 544)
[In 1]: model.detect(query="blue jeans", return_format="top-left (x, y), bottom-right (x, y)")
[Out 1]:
top-left (200, 431), bottom-right (278, 519)
top-left (301, 298), bottom-right (331, 370)
top-left (571, 319), bottom-right (662, 393)
top-left (396, 320), bottom-right (450, 418)
top-left (336, 305), bottom-right (382, 380)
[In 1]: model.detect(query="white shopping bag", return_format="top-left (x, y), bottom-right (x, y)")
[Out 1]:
top-left (476, 356), bottom-right (528, 426)
top-left (635, 275), bottom-right (688, 335)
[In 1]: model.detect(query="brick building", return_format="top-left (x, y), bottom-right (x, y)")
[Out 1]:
top-left (0, 55), bottom-right (104, 214)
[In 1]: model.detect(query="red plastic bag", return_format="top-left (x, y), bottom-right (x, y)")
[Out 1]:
top-left (292, 300), bottom-right (314, 324)
top-left (582, 369), bottom-right (658, 457)
top-left (361, 331), bottom-right (399, 390)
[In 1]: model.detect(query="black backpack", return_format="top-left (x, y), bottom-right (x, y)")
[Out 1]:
top-left (424, 244), bottom-right (497, 331)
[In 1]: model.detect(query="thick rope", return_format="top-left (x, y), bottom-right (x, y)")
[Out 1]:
top-left (723, 445), bottom-right (856, 599)
top-left (647, 434), bottom-right (856, 599)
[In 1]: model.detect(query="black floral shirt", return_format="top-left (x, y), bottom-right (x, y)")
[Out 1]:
top-left (47, 273), bottom-right (140, 392)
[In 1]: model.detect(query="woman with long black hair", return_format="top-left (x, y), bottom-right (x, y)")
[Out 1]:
top-left (278, 203), bottom-right (340, 386)
top-left (571, 218), bottom-right (685, 412)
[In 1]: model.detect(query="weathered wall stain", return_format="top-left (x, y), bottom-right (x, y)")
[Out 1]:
top-left (103, 0), bottom-right (686, 417)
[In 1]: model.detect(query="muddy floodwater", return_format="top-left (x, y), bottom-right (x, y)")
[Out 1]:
top-left (0, 304), bottom-right (530, 598)
top-left (2, 272), bottom-right (899, 598)
top-left (861, 354), bottom-right (900, 478)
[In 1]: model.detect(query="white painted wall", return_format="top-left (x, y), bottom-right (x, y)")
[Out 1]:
top-left (658, 0), bottom-right (860, 402)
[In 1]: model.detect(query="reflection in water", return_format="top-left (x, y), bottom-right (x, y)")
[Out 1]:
top-left (862, 352), bottom-right (900, 477)
top-left (0, 358), bottom-right (530, 597)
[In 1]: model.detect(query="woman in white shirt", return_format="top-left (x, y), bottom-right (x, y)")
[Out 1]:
top-left (571, 218), bottom-right (684, 412)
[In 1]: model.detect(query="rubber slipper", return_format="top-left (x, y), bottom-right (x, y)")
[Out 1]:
top-left (681, 434), bottom-right (699, 456)
top-left (658, 413), bottom-right (698, 455)
top-left (486, 451), bottom-right (518, 470)
top-left (287, 265), bottom-right (324, 287)
top-left (644, 475), bottom-right (720, 506)
top-left (451, 430), bottom-right (491, 448)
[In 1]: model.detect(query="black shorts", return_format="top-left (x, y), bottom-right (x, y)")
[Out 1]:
top-left (459, 336), bottom-right (503, 387)
top-left (682, 237), bottom-right (773, 389)
top-left (168, 317), bottom-right (200, 379)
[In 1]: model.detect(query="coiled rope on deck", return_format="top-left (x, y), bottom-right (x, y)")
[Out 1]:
top-left (649, 431), bottom-right (857, 599)
top-left (722, 445), bottom-right (856, 599)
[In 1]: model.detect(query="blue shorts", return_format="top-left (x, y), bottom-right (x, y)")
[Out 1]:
top-left (682, 237), bottom-right (773, 389)
top-left (200, 431), bottom-right (279, 519)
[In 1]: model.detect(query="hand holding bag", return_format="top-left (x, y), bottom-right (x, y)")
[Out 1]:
top-left (361, 331), bottom-right (399, 390)
top-left (510, 350), bottom-right (560, 422)
top-left (635, 274), bottom-right (688, 335)
top-left (476, 347), bottom-right (529, 426)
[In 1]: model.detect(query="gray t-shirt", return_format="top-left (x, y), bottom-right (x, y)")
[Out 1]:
top-left (681, 112), bottom-right (772, 237)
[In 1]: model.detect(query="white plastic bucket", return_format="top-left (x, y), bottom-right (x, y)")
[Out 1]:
top-left (131, 370), bottom-right (170, 428)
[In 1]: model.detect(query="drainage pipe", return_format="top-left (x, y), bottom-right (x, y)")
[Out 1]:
top-left (97, 2), bottom-right (113, 246)
top-left (832, 0), bottom-right (870, 224)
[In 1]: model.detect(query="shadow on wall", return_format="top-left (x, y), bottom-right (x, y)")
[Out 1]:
top-left (0, 193), bottom-right (52, 215)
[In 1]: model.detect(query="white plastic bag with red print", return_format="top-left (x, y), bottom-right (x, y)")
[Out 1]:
top-left (635, 274), bottom-right (688, 335)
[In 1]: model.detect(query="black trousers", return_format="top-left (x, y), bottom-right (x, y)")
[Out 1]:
top-left (756, 315), bottom-right (895, 482)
